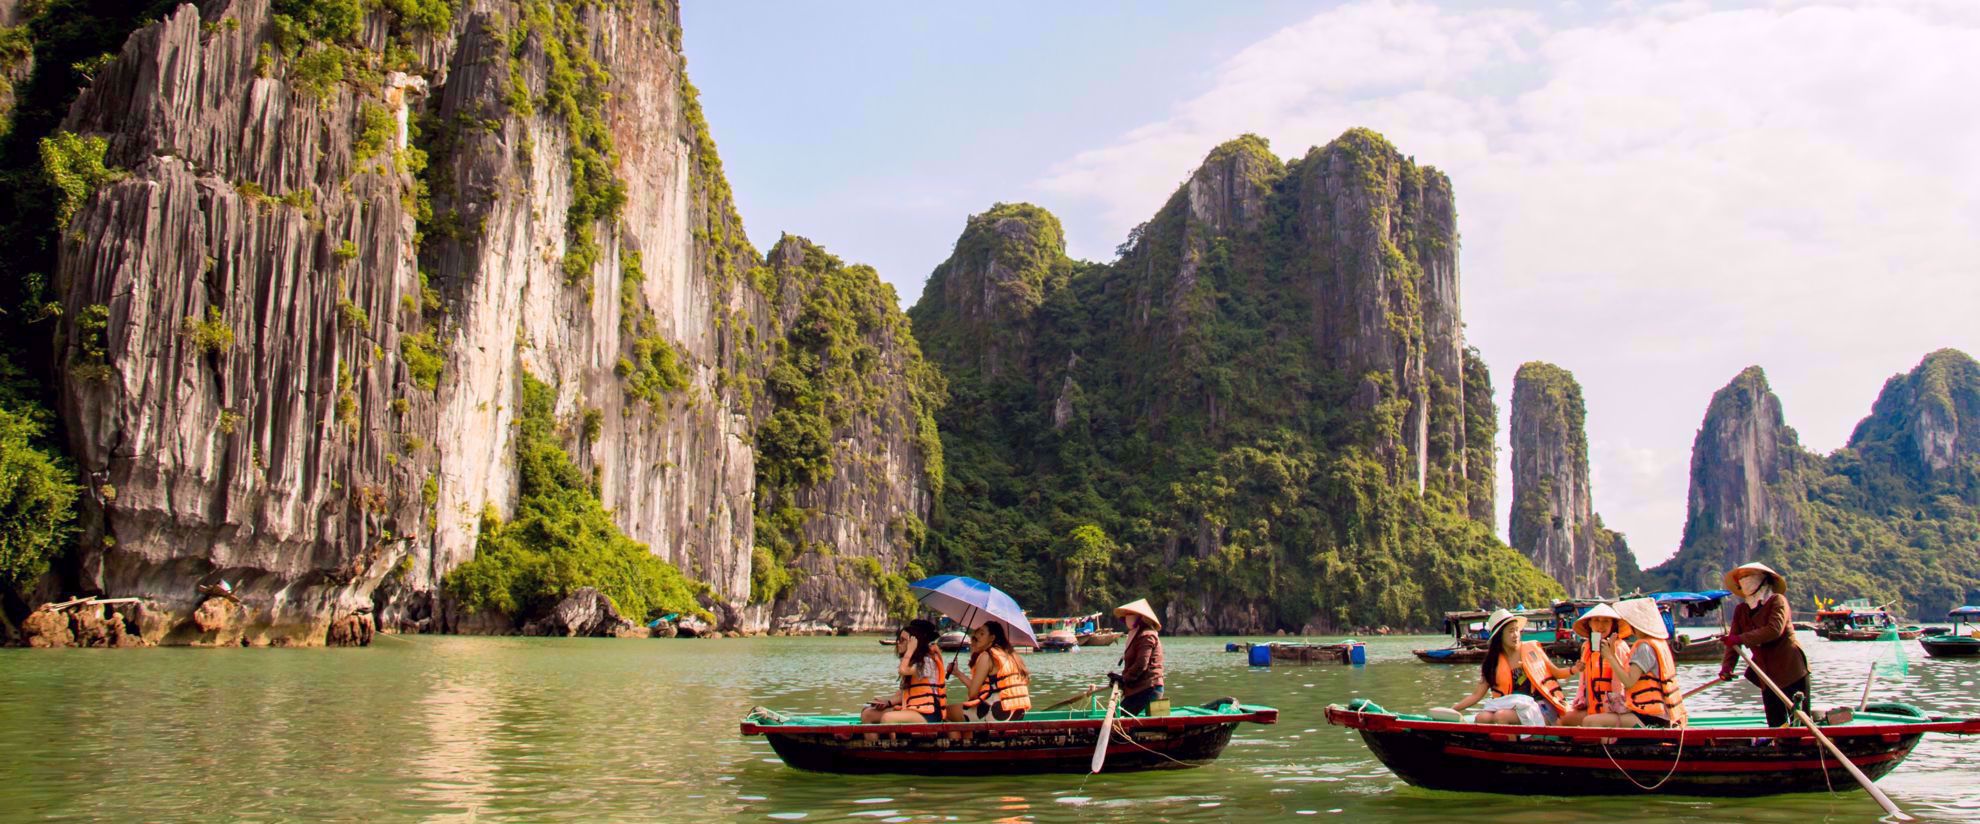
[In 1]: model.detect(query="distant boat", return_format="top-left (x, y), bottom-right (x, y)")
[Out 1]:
top-left (936, 630), bottom-right (969, 652)
top-left (1412, 607), bottom-right (1575, 664)
top-left (1644, 590), bottom-right (1734, 661)
top-left (1077, 629), bottom-right (1122, 647)
top-left (1816, 600), bottom-right (1921, 641)
top-left (1030, 614), bottom-right (1103, 652)
top-left (1921, 607), bottom-right (1980, 659)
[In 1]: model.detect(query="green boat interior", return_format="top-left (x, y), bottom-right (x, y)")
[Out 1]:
top-left (745, 703), bottom-right (1274, 729)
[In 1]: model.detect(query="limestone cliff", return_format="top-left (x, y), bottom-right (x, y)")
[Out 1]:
top-left (910, 132), bottom-right (1555, 632)
top-left (1650, 351), bottom-right (1979, 611)
top-left (34, 0), bottom-right (935, 643)
top-left (1508, 362), bottom-right (1629, 596)
top-left (1653, 367), bottom-right (1803, 589)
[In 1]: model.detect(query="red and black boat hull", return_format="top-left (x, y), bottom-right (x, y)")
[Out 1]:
top-left (745, 707), bottom-right (1277, 775)
top-left (1327, 707), bottom-right (1980, 797)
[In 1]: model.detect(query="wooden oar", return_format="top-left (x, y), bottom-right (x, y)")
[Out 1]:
top-left (1044, 683), bottom-right (1106, 711)
top-left (1734, 646), bottom-right (1910, 820)
top-left (1089, 683), bottom-right (1123, 774)
top-left (1681, 677), bottom-right (1726, 700)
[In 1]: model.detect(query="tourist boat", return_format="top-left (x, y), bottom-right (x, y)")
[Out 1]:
top-left (740, 701), bottom-right (1278, 775)
top-left (1413, 608), bottom-right (1574, 664)
top-left (1077, 628), bottom-right (1122, 647)
top-left (1028, 615), bottom-right (1094, 652)
top-left (1326, 699), bottom-right (1980, 796)
top-left (936, 630), bottom-right (970, 652)
top-left (1921, 607), bottom-right (1980, 659)
top-left (1816, 601), bottom-right (1921, 641)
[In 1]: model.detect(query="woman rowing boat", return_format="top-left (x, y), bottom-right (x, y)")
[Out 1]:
top-left (1108, 598), bottom-right (1166, 716)
top-left (1717, 562), bottom-right (1811, 727)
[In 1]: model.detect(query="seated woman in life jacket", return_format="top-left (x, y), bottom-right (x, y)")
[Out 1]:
top-left (1558, 603), bottom-right (1632, 727)
top-left (1449, 609), bottom-right (1573, 726)
top-left (946, 620), bottom-right (1031, 722)
top-left (1580, 598), bottom-right (1688, 728)
top-left (860, 618), bottom-right (947, 724)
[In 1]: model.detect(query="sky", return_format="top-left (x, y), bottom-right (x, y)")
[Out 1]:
top-left (682, 0), bottom-right (1980, 567)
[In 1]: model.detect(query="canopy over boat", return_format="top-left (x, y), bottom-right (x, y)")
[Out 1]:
top-left (741, 702), bottom-right (1278, 775)
top-left (1327, 700), bottom-right (1980, 797)
top-left (1950, 606), bottom-right (1980, 620)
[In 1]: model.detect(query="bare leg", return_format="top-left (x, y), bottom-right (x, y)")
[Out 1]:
top-left (1558, 709), bottom-right (1589, 727)
top-left (876, 710), bottom-right (930, 724)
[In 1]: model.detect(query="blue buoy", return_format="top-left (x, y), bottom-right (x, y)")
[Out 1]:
top-left (1348, 642), bottom-right (1367, 666)
top-left (1225, 642), bottom-right (1242, 653)
top-left (1248, 644), bottom-right (1272, 667)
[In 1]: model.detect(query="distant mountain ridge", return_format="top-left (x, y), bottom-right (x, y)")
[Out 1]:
top-left (1649, 350), bottom-right (1980, 613)
top-left (909, 131), bottom-right (1561, 633)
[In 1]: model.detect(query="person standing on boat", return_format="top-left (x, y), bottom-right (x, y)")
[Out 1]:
top-left (1559, 603), bottom-right (1630, 727)
top-left (1581, 598), bottom-right (1688, 728)
top-left (1718, 562), bottom-right (1810, 727)
top-left (948, 621), bottom-right (1031, 721)
top-left (1109, 599), bottom-right (1166, 716)
top-left (1450, 610), bottom-right (1572, 726)
top-left (861, 618), bottom-right (947, 724)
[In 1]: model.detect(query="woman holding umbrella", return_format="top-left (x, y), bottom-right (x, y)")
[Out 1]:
top-left (948, 621), bottom-right (1031, 721)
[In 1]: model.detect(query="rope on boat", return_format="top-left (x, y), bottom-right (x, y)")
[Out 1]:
top-left (1598, 724), bottom-right (1687, 791)
top-left (745, 706), bottom-right (790, 725)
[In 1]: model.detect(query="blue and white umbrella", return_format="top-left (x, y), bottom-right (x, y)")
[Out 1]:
top-left (907, 575), bottom-right (1038, 648)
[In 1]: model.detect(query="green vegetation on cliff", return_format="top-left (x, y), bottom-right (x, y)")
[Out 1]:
top-left (750, 238), bottom-right (945, 604)
top-left (445, 371), bottom-right (708, 623)
top-left (910, 134), bottom-right (1561, 630)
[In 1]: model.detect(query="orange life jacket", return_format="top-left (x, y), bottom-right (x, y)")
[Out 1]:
top-left (898, 655), bottom-right (947, 715)
top-left (966, 648), bottom-right (1031, 711)
top-left (1578, 635), bottom-right (1628, 709)
top-left (1492, 641), bottom-right (1569, 716)
top-left (1625, 637), bottom-right (1687, 725)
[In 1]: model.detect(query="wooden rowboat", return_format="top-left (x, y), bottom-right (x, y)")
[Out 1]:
top-left (1413, 641), bottom-right (1578, 665)
top-left (1827, 626), bottom-right (1922, 641)
top-left (741, 702), bottom-right (1278, 775)
top-left (1326, 700), bottom-right (1980, 797)
top-left (1077, 630), bottom-right (1122, 646)
top-left (1921, 607), bottom-right (1980, 659)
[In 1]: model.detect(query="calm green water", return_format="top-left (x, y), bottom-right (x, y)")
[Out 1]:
top-left (3, 631), bottom-right (1977, 822)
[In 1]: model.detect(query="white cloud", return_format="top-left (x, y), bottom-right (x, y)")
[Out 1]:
top-left (1032, 0), bottom-right (1980, 566)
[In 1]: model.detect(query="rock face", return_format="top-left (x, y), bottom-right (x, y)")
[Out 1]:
top-left (1649, 351), bottom-right (1979, 611)
top-left (909, 132), bottom-right (1555, 632)
top-left (521, 587), bottom-right (632, 637)
top-left (1509, 362), bottom-right (1629, 596)
top-left (1849, 348), bottom-right (1979, 479)
top-left (1663, 367), bottom-right (1803, 586)
top-left (40, 0), bottom-right (935, 643)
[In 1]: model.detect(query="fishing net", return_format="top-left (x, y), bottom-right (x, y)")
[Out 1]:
top-left (1875, 626), bottom-right (1909, 681)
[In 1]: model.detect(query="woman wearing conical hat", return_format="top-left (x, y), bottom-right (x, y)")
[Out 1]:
top-left (1717, 562), bottom-right (1810, 727)
top-left (1109, 599), bottom-right (1165, 716)
top-left (1581, 598), bottom-right (1688, 728)
top-left (1559, 603), bottom-right (1631, 727)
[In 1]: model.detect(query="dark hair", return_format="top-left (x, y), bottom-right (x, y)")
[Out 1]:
top-left (1480, 621), bottom-right (1516, 687)
top-left (979, 621), bottom-right (1029, 678)
top-left (902, 619), bottom-right (940, 674)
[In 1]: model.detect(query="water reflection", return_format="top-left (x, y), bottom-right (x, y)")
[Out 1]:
top-left (0, 631), bottom-right (1976, 821)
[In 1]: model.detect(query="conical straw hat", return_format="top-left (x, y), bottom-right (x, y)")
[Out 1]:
top-left (1572, 603), bottom-right (1623, 638)
top-left (1113, 598), bottom-right (1161, 630)
top-left (1722, 562), bottom-right (1787, 594)
top-left (1612, 598), bottom-right (1668, 640)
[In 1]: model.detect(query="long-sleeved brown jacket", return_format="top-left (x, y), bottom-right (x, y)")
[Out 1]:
top-left (1722, 592), bottom-right (1809, 687)
top-left (1119, 627), bottom-right (1165, 695)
